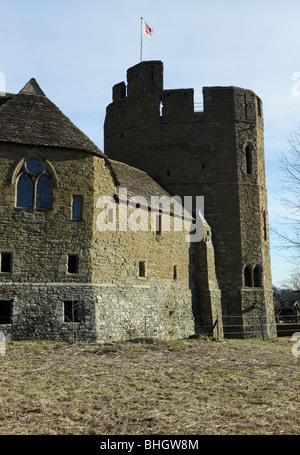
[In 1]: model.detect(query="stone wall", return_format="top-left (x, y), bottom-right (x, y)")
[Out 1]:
top-left (0, 281), bottom-right (196, 342)
top-left (91, 182), bottom-right (203, 340)
top-left (0, 283), bottom-right (97, 342)
top-left (104, 60), bottom-right (276, 337)
top-left (0, 143), bottom-right (198, 342)
top-left (95, 283), bottom-right (195, 341)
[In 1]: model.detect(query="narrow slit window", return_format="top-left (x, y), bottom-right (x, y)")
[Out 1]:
top-left (0, 301), bottom-right (12, 324)
top-left (64, 301), bottom-right (78, 323)
top-left (1, 253), bottom-right (12, 273)
top-left (262, 210), bottom-right (267, 241)
top-left (156, 214), bottom-right (162, 235)
top-left (139, 261), bottom-right (146, 277)
top-left (151, 66), bottom-right (154, 82)
top-left (68, 255), bottom-right (79, 274)
top-left (108, 208), bottom-right (114, 224)
top-left (72, 195), bottom-right (82, 220)
top-left (173, 265), bottom-right (178, 280)
top-left (244, 93), bottom-right (248, 118)
top-left (246, 145), bottom-right (253, 174)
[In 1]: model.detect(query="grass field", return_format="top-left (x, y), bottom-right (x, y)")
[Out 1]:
top-left (0, 337), bottom-right (299, 435)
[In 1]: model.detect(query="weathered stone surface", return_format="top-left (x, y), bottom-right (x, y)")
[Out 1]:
top-left (104, 60), bottom-right (276, 338)
top-left (0, 131), bottom-right (201, 342)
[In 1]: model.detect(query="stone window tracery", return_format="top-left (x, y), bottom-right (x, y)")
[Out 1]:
top-left (16, 158), bottom-right (54, 209)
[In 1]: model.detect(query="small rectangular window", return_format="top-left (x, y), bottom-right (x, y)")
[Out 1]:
top-left (139, 261), bottom-right (146, 278)
top-left (72, 195), bottom-right (82, 220)
top-left (1, 253), bottom-right (12, 273)
top-left (0, 301), bottom-right (12, 324)
top-left (64, 301), bottom-right (78, 323)
top-left (68, 255), bottom-right (79, 274)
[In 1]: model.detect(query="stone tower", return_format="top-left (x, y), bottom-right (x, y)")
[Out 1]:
top-left (104, 61), bottom-right (276, 337)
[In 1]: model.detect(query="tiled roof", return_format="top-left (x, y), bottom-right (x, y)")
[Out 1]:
top-left (107, 159), bottom-right (193, 219)
top-left (0, 79), bottom-right (103, 156)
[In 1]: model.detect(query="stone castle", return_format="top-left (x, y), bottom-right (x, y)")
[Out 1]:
top-left (0, 60), bottom-right (276, 342)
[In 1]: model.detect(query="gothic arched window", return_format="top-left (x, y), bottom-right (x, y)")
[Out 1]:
top-left (253, 265), bottom-right (263, 288)
top-left (244, 265), bottom-right (252, 287)
top-left (16, 158), bottom-right (54, 210)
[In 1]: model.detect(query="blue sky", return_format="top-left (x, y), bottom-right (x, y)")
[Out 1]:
top-left (1, 0), bottom-right (299, 286)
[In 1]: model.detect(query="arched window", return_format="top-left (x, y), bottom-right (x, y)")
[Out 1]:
top-left (253, 265), bottom-right (263, 288)
top-left (244, 265), bottom-right (252, 287)
top-left (245, 144), bottom-right (253, 174)
top-left (16, 158), bottom-right (53, 210)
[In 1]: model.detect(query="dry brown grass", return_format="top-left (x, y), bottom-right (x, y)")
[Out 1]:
top-left (0, 337), bottom-right (299, 435)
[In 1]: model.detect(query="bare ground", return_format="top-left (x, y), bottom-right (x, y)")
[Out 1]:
top-left (0, 337), bottom-right (299, 435)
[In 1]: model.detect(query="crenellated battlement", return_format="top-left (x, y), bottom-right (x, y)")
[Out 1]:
top-left (109, 60), bottom-right (263, 124)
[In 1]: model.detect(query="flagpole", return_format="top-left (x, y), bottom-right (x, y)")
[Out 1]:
top-left (140, 17), bottom-right (143, 62)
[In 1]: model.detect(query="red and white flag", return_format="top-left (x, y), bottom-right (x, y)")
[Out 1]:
top-left (143, 20), bottom-right (153, 39)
